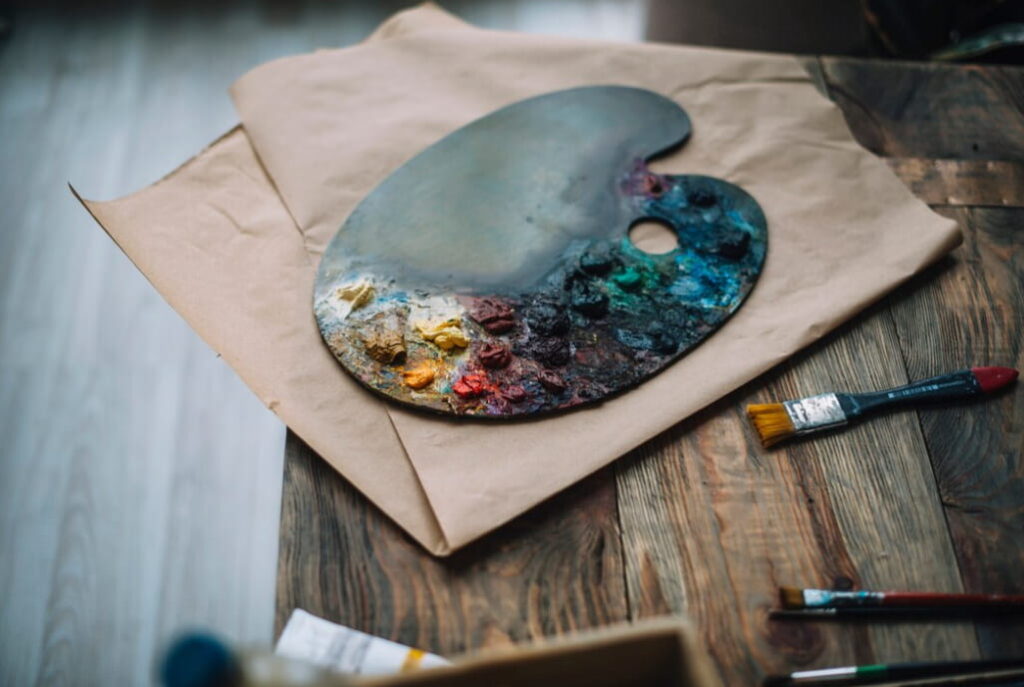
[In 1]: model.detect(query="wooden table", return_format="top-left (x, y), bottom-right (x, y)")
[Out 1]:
top-left (275, 57), bottom-right (1024, 685)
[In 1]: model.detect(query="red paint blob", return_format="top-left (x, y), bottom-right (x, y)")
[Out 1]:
top-left (478, 343), bottom-right (512, 369)
top-left (972, 366), bottom-right (1019, 393)
top-left (642, 173), bottom-right (665, 196)
top-left (467, 298), bottom-right (516, 334)
top-left (453, 374), bottom-right (488, 398)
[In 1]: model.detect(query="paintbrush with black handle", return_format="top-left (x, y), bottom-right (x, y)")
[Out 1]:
top-left (747, 367), bottom-right (1018, 448)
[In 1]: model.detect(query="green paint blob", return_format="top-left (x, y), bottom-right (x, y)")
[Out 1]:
top-left (611, 267), bottom-right (643, 290)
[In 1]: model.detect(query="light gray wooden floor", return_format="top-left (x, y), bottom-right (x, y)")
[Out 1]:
top-left (0, 2), bottom-right (644, 685)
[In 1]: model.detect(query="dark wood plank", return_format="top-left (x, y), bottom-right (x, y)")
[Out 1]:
top-left (885, 158), bottom-right (1024, 208)
top-left (615, 301), bottom-right (978, 685)
top-left (820, 58), bottom-right (1024, 162)
top-left (821, 56), bottom-right (1024, 657)
top-left (888, 206), bottom-right (1024, 657)
top-left (276, 431), bottom-right (628, 656)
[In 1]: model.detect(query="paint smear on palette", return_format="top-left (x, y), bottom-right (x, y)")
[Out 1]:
top-left (314, 86), bottom-right (767, 418)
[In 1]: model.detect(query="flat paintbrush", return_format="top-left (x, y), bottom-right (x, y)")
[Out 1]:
top-left (747, 367), bottom-right (1018, 448)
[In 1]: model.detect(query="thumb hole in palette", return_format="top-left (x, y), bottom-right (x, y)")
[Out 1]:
top-left (629, 218), bottom-right (680, 255)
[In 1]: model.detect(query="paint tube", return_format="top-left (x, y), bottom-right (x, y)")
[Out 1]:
top-left (161, 632), bottom-right (348, 687)
top-left (160, 612), bottom-right (448, 687)
top-left (275, 609), bottom-right (450, 676)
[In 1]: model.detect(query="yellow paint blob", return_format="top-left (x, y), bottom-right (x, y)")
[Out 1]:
top-left (335, 280), bottom-right (375, 310)
top-left (402, 362), bottom-right (436, 390)
top-left (414, 318), bottom-right (468, 351)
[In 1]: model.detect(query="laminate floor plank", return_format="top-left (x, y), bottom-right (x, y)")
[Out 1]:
top-left (0, 2), bottom-right (646, 685)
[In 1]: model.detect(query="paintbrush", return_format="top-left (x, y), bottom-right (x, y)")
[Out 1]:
top-left (780, 586), bottom-right (1024, 611)
top-left (763, 658), bottom-right (1024, 686)
top-left (747, 367), bottom-right (1018, 448)
top-left (769, 607), bottom-right (1024, 622)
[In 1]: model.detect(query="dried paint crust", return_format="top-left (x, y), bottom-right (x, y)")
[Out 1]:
top-left (315, 162), bottom-right (766, 418)
top-left (314, 87), bottom-right (767, 418)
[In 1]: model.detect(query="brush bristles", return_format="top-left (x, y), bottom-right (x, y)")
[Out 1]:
top-left (779, 586), bottom-right (805, 609)
top-left (746, 403), bottom-right (796, 448)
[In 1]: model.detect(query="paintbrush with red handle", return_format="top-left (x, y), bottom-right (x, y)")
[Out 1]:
top-left (747, 366), bottom-right (1018, 448)
top-left (780, 586), bottom-right (1024, 611)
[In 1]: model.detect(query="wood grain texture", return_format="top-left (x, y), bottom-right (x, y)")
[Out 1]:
top-left (0, 4), bottom-right (289, 685)
top-left (822, 58), bottom-right (1024, 658)
top-left (885, 158), bottom-right (1024, 208)
top-left (615, 302), bottom-right (978, 686)
top-left (277, 434), bottom-right (628, 656)
top-left (820, 57), bottom-right (1024, 161)
top-left (888, 207), bottom-right (1024, 656)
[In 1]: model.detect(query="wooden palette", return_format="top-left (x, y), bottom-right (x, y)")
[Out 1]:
top-left (314, 86), bottom-right (767, 418)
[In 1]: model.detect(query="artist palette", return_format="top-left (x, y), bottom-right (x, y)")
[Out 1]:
top-left (314, 86), bottom-right (767, 418)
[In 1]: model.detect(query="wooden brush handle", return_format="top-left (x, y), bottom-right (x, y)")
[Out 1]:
top-left (882, 591), bottom-right (1024, 607)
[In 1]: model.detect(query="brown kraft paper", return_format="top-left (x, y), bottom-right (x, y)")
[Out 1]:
top-left (77, 5), bottom-right (961, 555)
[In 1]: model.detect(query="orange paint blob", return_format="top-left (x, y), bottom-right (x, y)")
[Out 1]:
top-left (402, 362), bottom-right (436, 390)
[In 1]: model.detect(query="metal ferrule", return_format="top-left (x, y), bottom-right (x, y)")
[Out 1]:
top-left (783, 393), bottom-right (848, 433)
top-left (790, 667), bottom-right (858, 682)
top-left (803, 589), bottom-right (885, 608)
